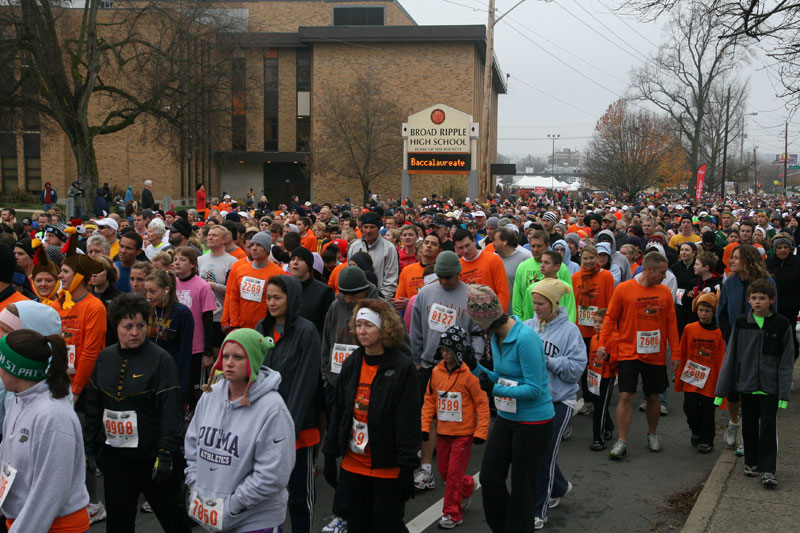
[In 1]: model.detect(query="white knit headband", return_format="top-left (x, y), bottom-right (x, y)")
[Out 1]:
top-left (356, 308), bottom-right (382, 329)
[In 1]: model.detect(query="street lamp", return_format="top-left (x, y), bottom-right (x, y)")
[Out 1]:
top-left (548, 133), bottom-right (559, 190)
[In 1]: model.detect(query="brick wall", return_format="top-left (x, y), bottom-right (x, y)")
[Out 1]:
top-left (238, 1), bottom-right (415, 32)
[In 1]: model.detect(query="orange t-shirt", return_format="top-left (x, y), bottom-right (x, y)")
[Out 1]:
top-left (52, 293), bottom-right (107, 396)
top-left (301, 232), bottom-right (318, 252)
top-left (599, 279), bottom-right (680, 365)
top-left (327, 262), bottom-right (347, 294)
top-left (395, 262), bottom-right (429, 299)
top-left (341, 360), bottom-right (400, 479)
top-left (223, 261), bottom-right (285, 329)
top-left (571, 267), bottom-right (615, 338)
top-left (7, 507), bottom-right (89, 533)
top-left (675, 322), bottom-right (725, 397)
top-left (227, 246), bottom-right (247, 261)
top-left (458, 250), bottom-right (510, 310)
top-left (0, 291), bottom-right (28, 313)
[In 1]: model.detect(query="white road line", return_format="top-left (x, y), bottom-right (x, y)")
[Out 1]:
top-left (405, 472), bottom-right (482, 533)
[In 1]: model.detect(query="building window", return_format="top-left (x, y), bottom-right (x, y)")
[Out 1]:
top-left (297, 117), bottom-right (310, 152)
top-left (23, 133), bottom-right (40, 193)
top-left (264, 49), bottom-right (278, 151)
top-left (231, 56), bottom-right (246, 151)
top-left (333, 6), bottom-right (384, 26)
top-left (296, 48), bottom-right (311, 92)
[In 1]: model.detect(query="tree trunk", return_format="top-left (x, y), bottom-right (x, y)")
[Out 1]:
top-left (69, 134), bottom-right (99, 218)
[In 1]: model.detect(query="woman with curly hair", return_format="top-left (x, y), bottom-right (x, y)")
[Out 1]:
top-left (321, 298), bottom-right (420, 533)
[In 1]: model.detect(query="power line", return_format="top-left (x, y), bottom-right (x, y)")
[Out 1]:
top-left (506, 74), bottom-right (600, 118)
top-left (439, 0), bottom-right (488, 12)
top-left (568, 0), bottom-right (651, 62)
top-left (597, 0), bottom-right (660, 48)
top-left (498, 135), bottom-right (593, 140)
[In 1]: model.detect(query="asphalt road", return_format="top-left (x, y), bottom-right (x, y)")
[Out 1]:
top-left (91, 389), bottom-right (725, 532)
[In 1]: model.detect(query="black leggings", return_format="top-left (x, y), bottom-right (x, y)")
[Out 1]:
top-left (343, 468), bottom-right (407, 533)
top-left (480, 417), bottom-right (553, 533)
top-left (683, 392), bottom-right (716, 446)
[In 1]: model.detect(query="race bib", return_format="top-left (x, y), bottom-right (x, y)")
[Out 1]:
top-left (349, 418), bottom-right (368, 454)
top-left (189, 489), bottom-right (224, 532)
top-left (103, 409), bottom-right (139, 448)
top-left (330, 344), bottom-right (357, 375)
top-left (636, 330), bottom-right (661, 354)
top-left (423, 273), bottom-right (438, 285)
top-left (494, 377), bottom-right (518, 414)
top-left (0, 462), bottom-right (17, 508)
top-left (437, 391), bottom-right (463, 422)
top-left (239, 276), bottom-right (265, 302)
top-left (67, 345), bottom-right (76, 371)
top-left (587, 368), bottom-right (602, 396)
top-left (680, 360), bottom-right (710, 389)
top-left (428, 303), bottom-right (456, 333)
top-left (676, 288), bottom-right (685, 305)
top-left (577, 306), bottom-right (598, 327)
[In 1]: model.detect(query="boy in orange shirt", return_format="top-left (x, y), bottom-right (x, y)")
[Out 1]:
top-left (676, 293), bottom-right (726, 453)
top-left (587, 309), bottom-right (618, 451)
top-left (421, 326), bottom-right (489, 529)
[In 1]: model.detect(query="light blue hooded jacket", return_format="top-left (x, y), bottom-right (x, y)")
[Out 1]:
top-left (553, 239), bottom-right (579, 276)
top-left (524, 307), bottom-right (587, 404)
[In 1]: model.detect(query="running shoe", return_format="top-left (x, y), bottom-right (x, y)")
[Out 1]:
top-left (723, 421), bottom-right (739, 449)
top-left (461, 495), bottom-right (471, 511)
top-left (561, 424), bottom-right (573, 441)
top-left (534, 516), bottom-right (548, 530)
top-left (414, 468), bottom-right (436, 491)
top-left (590, 440), bottom-right (605, 451)
top-left (140, 501), bottom-right (153, 513)
top-left (744, 465), bottom-right (760, 477)
top-left (647, 433), bottom-right (663, 452)
top-left (321, 516), bottom-right (347, 533)
top-left (603, 429), bottom-right (614, 442)
top-left (438, 515), bottom-right (463, 529)
top-left (548, 481), bottom-right (573, 509)
top-left (735, 441), bottom-right (744, 457)
top-left (609, 440), bottom-right (627, 460)
top-left (691, 434), bottom-right (701, 447)
top-left (577, 403), bottom-right (593, 416)
top-left (697, 443), bottom-right (714, 454)
top-left (87, 502), bottom-right (106, 524)
top-left (760, 472), bottom-right (778, 487)
top-left (638, 401), bottom-right (646, 412)
top-left (660, 404), bottom-right (669, 416)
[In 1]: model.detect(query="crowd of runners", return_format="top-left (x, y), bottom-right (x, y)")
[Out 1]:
top-left (0, 188), bottom-right (794, 532)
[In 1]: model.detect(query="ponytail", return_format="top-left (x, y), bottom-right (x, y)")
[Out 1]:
top-left (45, 334), bottom-right (70, 398)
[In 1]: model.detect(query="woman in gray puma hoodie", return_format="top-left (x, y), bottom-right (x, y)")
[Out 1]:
top-left (185, 328), bottom-right (295, 532)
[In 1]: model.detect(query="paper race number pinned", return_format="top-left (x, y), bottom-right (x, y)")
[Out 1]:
top-left (189, 489), bottom-right (224, 532)
top-left (103, 409), bottom-right (139, 448)
top-left (587, 368), bottom-right (602, 396)
top-left (680, 360), bottom-right (710, 389)
top-left (349, 418), bottom-right (368, 454)
top-left (437, 391), bottom-right (463, 422)
top-left (428, 303), bottom-right (456, 332)
top-left (330, 344), bottom-right (357, 374)
top-left (0, 462), bottom-right (17, 508)
top-left (67, 345), bottom-right (76, 372)
top-left (636, 330), bottom-right (661, 354)
top-left (240, 276), bottom-right (265, 302)
top-left (494, 377), bottom-right (518, 414)
top-left (577, 306), bottom-right (598, 327)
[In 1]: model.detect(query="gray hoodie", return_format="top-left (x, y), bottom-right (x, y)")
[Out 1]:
top-left (410, 281), bottom-right (485, 367)
top-left (184, 369), bottom-right (296, 532)
top-left (0, 381), bottom-right (89, 530)
top-left (596, 230), bottom-right (632, 282)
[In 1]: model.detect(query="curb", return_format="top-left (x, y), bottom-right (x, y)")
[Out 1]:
top-left (682, 448), bottom-right (738, 532)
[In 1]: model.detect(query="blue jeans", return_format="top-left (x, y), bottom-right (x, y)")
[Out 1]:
top-left (42, 203), bottom-right (53, 212)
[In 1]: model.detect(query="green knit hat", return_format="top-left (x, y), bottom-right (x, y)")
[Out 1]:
top-left (206, 328), bottom-right (275, 404)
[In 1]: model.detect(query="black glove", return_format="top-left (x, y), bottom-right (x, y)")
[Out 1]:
top-left (479, 372), bottom-right (494, 394)
top-left (323, 454), bottom-right (338, 489)
top-left (152, 449), bottom-right (173, 482)
top-left (473, 436), bottom-right (486, 445)
top-left (398, 468), bottom-right (415, 502)
top-left (462, 346), bottom-right (478, 371)
top-left (421, 431), bottom-right (429, 442)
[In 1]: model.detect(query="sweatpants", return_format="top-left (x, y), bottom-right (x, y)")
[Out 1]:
top-left (342, 469), bottom-right (407, 533)
top-left (590, 377), bottom-right (615, 443)
top-left (437, 435), bottom-right (475, 522)
top-left (535, 402), bottom-right (573, 520)
top-left (480, 416), bottom-right (552, 533)
top-left (740, 394), bottom-right (779, 474)
top-left (324, 384), bottom-right (349, 520)
top-left (288, 446), bottom-right (315, 533)
top-left (99, 450), bottom-right (191, 533)
top-left (682, 391), bottom-right (716, 446)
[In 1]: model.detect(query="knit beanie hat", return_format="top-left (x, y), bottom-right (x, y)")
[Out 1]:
top-left (692, 291), bottom-right (718, 313)
top-left (772, 233), bottom-right (794, 250)
top-left (466, 284), bottom-right (504, 331)
top-left (338, 266), bottom-right (370, 294)
top-left (434, 251), bottom-right (462, 277)
top-left (436, 325), bottom-right (471, 364)
top-left (206, 328), bottom-right (275, 405)
top-left (0, 245), bottom-right (15, 284)
top-left (543, 212), bottom-right (558, 224)
top-left (60, 226), bottom-right (103, 310)
top-left (702, 231), bottom-right (716, 245)
top-left (14, 239), bottom-right (33, 259)
top-left (250, 231), bottom-right (273, 251)
top-left (531, 278), bottom-right (571, 311)
top-left (290, 246), bottom-right (314, 273)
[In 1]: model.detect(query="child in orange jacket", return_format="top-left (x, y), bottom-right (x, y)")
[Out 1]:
top-left (421, 326), bottom-right (490, 529)
top-left (588, 309), bottom-right (618, 450)
top-left (676, 292), bottom-right (726, 453)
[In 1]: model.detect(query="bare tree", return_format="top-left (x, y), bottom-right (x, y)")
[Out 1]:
top-left (629, 2), bottom-right (744, 196)
top-left (0, 1), bottom-right (240, 210)
top-left (314, 71), bottom-right (404, 202)
top-left (584, 99), bottom-right (685, 197)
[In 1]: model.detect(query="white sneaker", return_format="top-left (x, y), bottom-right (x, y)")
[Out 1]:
top-left (438, 515), bottom-right (463, 529)
top-left (647, 433), bottom-right (663, 452)
top-left (140, 500), bottom-right (153, 513)
top-left (638, 401), bottom-right (646, 412)
top-left (736, 440), bottom-right (745, 457)
top-left (534, 516), bottom-right (548, 530)
top-left (87, 502), bottom-right (107, 524)
top-left (414, 468), bottom-right (435, 491)
top-left (322, 515), bottom-right (347, 533)
top-left (461, 495), bottom-right (472, 511)
top-left (548, 481), bottom-right (573, 509)
top-left (660, 404), bottom-right (668, 416)
top-left (724, 421), bottom-right (739, 449)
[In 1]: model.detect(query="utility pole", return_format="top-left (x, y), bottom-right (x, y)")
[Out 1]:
top-left (784, 121), bottom-right (789, 191)
top-left (753, 145), bottom-right (758, 193)
top-left (721, 87), bottom-right (730, 196)
top-left (479, 0), bottom-right (533, 199)
top-left (548, 133), bottom-right (559, 190)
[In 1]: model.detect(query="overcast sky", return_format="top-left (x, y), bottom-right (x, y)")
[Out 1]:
top-left (400, 0), bottom-right (799, 165)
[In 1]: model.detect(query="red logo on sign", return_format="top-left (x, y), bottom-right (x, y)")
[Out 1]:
top-left (431, 109), bottom-right (445, 125)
